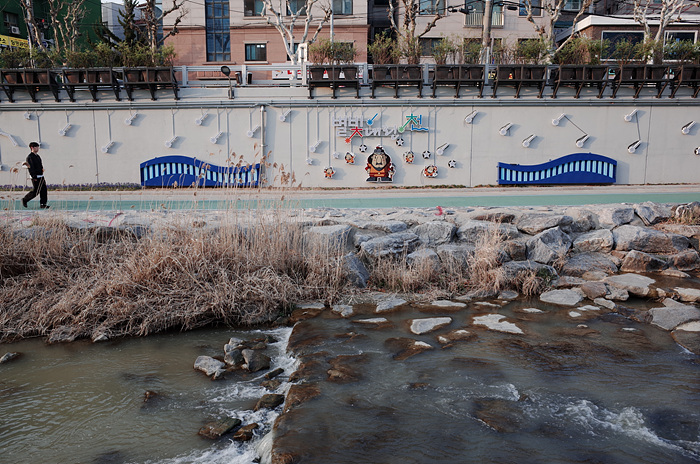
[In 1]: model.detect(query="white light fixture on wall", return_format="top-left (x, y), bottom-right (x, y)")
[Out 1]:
top-left (499, 123), bottom-right (512, 136)
top-left (552, 114), bottom-right (566, 126)
top-left (0, 130), bottom-right (19, 147)
top-left (309, 140), bottom-right (322, 153)
top-left (247, 125), bottom-right (260, 138)
top-left (101, 141), bottom-right (115, 153)
top-left (464, 110), bottom-right (477, 124)
top-left (279, 109), bottom-right (292, 122)
top-left (124, 112), bottom-right (139, 125)
top-left (624, 109), bottom-right (638, 122)
top-left (305, 157), bottom-right (314, 165)
top-left (522, 134), bottom-right (536, 148)
top-left (210, 132), bottom-right (224, 144)
top-left (681, 121), bottom-right (696, 135)
top-left (23, 111), bottom-right (32, 120)
top-left (576, 134), bottom-right (590, 148)
top-left (58, 123), bottom-right (72, 136)
top-left (628, 140), bottom-right (641, 153)
top-left (164, 136), bottom-right (178, 148)
top-left (436, 143), bottom-right (449, 155)
top-left (195, 113), bottom-right (209, 126)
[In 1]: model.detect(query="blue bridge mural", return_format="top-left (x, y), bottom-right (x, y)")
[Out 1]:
top-left (140, 155), bottom-right (261, 187)
top-left (497, 153), bottom-right (617, 185)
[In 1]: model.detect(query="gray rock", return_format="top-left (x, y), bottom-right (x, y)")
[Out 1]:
top-left (635, 201), bottom-right (672, 226)
top-left (655, 223), bottom-right (700, 251)
top-left (424, 300), bottom-right (468, 310)
top-left (498, 290), bottom-right (519, 300)
top-left (620, 250), bottom-right (667, 273)
top-left (501, 239), bottom-right (528, 261)
top-left (242, 349), bottom-right (271, 373)
top-left (501, 260), bottom-right (558, 281)
top-left (331, 304), bottom-right (354, 317)
top-left (572, 229), bottom-right (614, 253)
top-left (596, 206), bottom-right (635, 229)
top-left (47, 326), bottom-right (76, 344)
top-left (254, 393), bottom-right (285, 411)
top-left (376, 297), bottom-right (407, 313)
top-left (605, 285), bottom-right (629, 301)
top-left (539, 289), bottom-right (585, 307)
top-left (674, 201), bottom-right (700, 221)
top-left (675, 287), bottom-right (700, 303)
top-left (604, 273), bottom-right (656, 297)
top-left (354, 220), bottom-right (408, 233)
top-left (224, 349), bottom-right (244, 367)
top-left (360, 232), bottom-right (420, 259)
top-left (594, 297), bottom-right (616, 310)
top-left (0, 352), bottom-right (20, 364)
top-left (457, 220), bottom-right (520, 244)
top-left (581, 281), bottom-right (607, 299)
top-left (409, 317), bottom-right (453, 335)
top-left (224, 337), bottom-right (245, 353)
top-left (564, 207), bottom-right (597, 232)
top-left (561, 252), bottom-right (618, 277)
top-left (527, 227), bottom-right (572, 265)
top-left (669, 249), bottom-right (700, 271)
top-left (514, 213), bottom-right (573, 235)
top-left (406, 248), bottom-right (441, 269)
top-left (613, 225), bottom-right (690, 254)
top-left (342, 252), bottom-right (370, 288)
top-left (649, 300), bottom-right (700, 330)
top-left (198, 417), bottom-right (242, 439)
top-left (194, 356), bottom-right (226, 379)
top-left (414, 221), bottom-right (456, 246)
top-left (353, 230), bottom-right (383, 248)
top-left (306, 224), bottom-right (353, 249)
top-left (436, 243), bottom-right (476, 267)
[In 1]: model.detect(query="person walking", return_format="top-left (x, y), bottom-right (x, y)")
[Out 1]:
top-left (21, 142), bottom-right (49, 209)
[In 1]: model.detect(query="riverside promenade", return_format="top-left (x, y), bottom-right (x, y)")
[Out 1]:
top-left (6, 184), bottom-right (700, 211)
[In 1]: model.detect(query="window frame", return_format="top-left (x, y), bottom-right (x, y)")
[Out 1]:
top-left (601, 30), bottom-right (645, 61)
top-left (519, 0), bottom-right (542, 17)
top-left (244, 0), bottom-right (266, 17)
top-left (419, 0), bottom-right (445, 15)
top-left (205, 0), bottom-right (231, 62)
top-left (245, 43), bottom-right (268, 62)
top-left (332, 0), bottom-right (353, 15)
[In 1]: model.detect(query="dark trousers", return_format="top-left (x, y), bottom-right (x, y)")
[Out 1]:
top-left (24, 177), bottom-right (47, 206)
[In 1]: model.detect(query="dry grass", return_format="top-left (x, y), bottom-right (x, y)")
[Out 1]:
top-left (0, 212), bottom-right (347, 342)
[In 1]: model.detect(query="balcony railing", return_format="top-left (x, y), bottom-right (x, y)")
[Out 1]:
top-left (464, 11), bottom-right (504, 27)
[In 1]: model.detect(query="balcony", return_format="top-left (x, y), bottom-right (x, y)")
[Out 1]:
top-left (464, 10), bottom-right (504, 27)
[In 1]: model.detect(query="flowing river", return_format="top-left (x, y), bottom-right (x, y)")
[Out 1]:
top-left (1, 298), bottom-right (699, 464)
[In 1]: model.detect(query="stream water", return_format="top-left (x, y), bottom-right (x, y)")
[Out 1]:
top-left (1, 299), bottom-right (699, 464)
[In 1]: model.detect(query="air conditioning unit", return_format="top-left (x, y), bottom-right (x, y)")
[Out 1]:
top-left (11, 26), bottom-right (20, 35)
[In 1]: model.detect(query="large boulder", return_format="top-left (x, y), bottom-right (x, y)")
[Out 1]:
top-left (604, 273), bottom-right (656, 298)
top-left (414, 221), bottom-right (456, 246)
top-left (436, 243), bottom-right (476, 268)
top-left (406, 248), bottom-right (441, 270)
top-left (634, 201), bottom-right (672, 226)
top-left (648, 300), bottom-right (700, 330)
top-left (501, 260), bottom-right (557, 281)
top-left (198, 417), bottom-right (242, 439)
top-left (360, 232), bottom-right (420, 259)
top-left (620, 250), bottom-right (668, 273)
top-left (342, 252), bottom-right (369, 288)
top-left (572, 229), bottom-right (614, 253)
top-left (564, 207), bottom-right (597, 233)
top-left (353, 220), bottom-right (408, 233)
top-left (560, 252), bottom-right (618, 277)
top-left (539, 289), bottom-right (584, 307)
top-left (305, 224), bottom-right (353, 249)
top-left (514, 213), bottom-right (573, 235)
top-left (527, 227), bottom-right (572, 264)
top-left (674, 201), bottom-right (700, 222)
top-left (457, 220), bottom-right (520, 244)
top-left (242, 349), bottom-right (271, 373)
top-left (255, 394), bottom-right (285, 411)
top-left (194, 356), bottom-right (226, 379)
top-left (596, 206), bottom-right (635, 229)
top-left (669, 249), bottom-right (700, 271)
top-left (675, 287), bottom-right (700, 303)
top-left (613, 225), bottom-right (690, 254)
top-left (655, 223), bottom-right (700, 251)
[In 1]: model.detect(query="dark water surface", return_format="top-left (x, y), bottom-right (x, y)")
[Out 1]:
top-left (0, 299), bottom-right (699, 464)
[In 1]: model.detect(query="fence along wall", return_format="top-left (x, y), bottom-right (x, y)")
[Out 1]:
top-left (0, 87), bottom-right (698, 188)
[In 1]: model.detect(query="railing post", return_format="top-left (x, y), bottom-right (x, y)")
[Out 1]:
top-left (242, 64), bottom-right (248, 86)
top-left (180, 66), bottom-right (188, 87)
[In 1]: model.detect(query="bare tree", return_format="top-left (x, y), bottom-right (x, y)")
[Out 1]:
top-left (521, 0), bottom-right (593, 62)
top-left (18, 0), bottom-right (46, 50)
top-left (388, 0), bottom-right (445, 63)
top-left (632, 0), bottom-right (690, 42)
top-left (258, 0), bottom-right (332, 64)
top-left (47, 0), bottom-right (88, 54)
top-left (142, 0), bottom-right (188, 53)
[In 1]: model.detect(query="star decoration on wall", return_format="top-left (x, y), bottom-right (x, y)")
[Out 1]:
top-left (448, 159), bottom-right (457, 168)
top-left (395, 137), bottom-right (404, 147)
top-left (422, 150), bottom-right (431, 159)
top-left (359, 144), bottom-right (368, 153)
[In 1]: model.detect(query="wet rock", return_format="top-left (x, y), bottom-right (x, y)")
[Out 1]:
top-left (635, 201), bottom-right (672, 226)
top-left (596, 206), bottom-right (635, 229)
top-left (262, 379), bottom-right (282, 391)
top-left (620, 250), bottom-right (668, 273)
top-left (143, 390), bottom-right (160, 404)
top-left (0, 352), bottom-right (20, 364)
top-left (331, 304), bottom-right (354, 317)
top-left (437, 329), bottom-right (476, 345)
top-left (289, 358), bottom-right (328, 382)
top-left (604, 273), bottom-right (656, 298)
top-left (414, 221), bottom-right (456, 245)
top-left (289, 305), bottom-right (325, 324)
top-left (284, 384), bottom-right (321, 412)
top-left (409, 317), bottom-right (452, 335)
top-left (327, 354), bottom-right (368, 383)
top-left (605, 285), bottom-right (629, 301)
top-left (472, 314), bottom-right (523, 334)
top-left (342, 252), bottom-right (369, 288)
top-left (553, 275), bottom-right (587, 288)
top-left (662, 269), bottom-right (690, 278)
top-left (561, 252), bottom-right (618, 277)
top-left (233, 423), bottom-right (259, 441)
top-left (539, 289), bottom-right (584, 307)
top-left (420, 300), bottom-right (467, 311)
top-left (581, 281), bottom-right (607, 300)
top-left (473, 398), bottom-right (522, 433)
top-left (675, 287), bottom-right (700, 303)
top-left (375, 297), bottom-right (407, 313)
top-left (384, 337), bottom-right (434, 360)
top-left (242, 349), bottom-right (271, 373)
top-left (498, 290), bottom-right (519, 300)
top-left (572, 229), bottom-right (614, 253)
top-left (406, 248), bottom-right (440, 269)
top-left (224, 349), bottom-right (244, 367)
top-left (352, 317), bottom-right (393, 329)
top-left (47, 325), bottom-right (76, 344)
top-left (359, 232), bottom-right (420, 259)
top-left (287, 322), bottom-right (328, 354)
top-left (255, 393), bottom-right (285, 411)
top-left (594, 298), bottom-right (617, 310)
top-left (265, 368), bottom-right (285, 380)
top-left (91, 330), bottom-right (110, 343)
top-left (198, 417), bottom-right (241, 439)
top-left (515, 213), bottom-right (573, 235)
top-left (672, 323), bottom-right (700, 354)
top-left (669, 249), bottom-right (700, 271)
top-left (194, 356), bottom-right (226, 379)
top-left (527, 227), bottom-right (572, 265)
top-left (457, 220), bottom-right (520, 244)
top-left (613, 225), bottom-right (690, 254)
top-left (648, 300), bottom-right (700, 330)
top-left (501, 260), bottom-right (557, 281)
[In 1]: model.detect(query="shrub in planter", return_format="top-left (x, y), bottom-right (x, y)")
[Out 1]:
top-left (432, 37), bottom-right (456, 65)
top-left (462, 40), bottom-right (482, 64)
top-left (0, 47), bottom-right (31, 68)
top-left (515, 38), bottom-right (548, 64)
top-left (308, 38), bottom-right (332, 65)
top-left (368, 32), bottom-right (398, 65)
top-left (664, 39), bottom-right (700, 64)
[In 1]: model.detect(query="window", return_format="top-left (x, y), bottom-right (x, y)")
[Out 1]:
top-left (563, 0), bottom-right (581, 10)
top-left (601, 31), bottom-right (644, 60)
top-left (665, 31), bottom-right (697, 44)
top-left (420, 38), bottom-right (440, 56)
top-left (244, 0), bottom-right (265, 16)
top-left (245, 43), bottom-right (267, 62)
top-left (288, 0), bottom-right (307, 15)
top-left (419, 0), bottom-right (445, 15)
top-left (333, 0), bottom-right (353, 15)
top-left (206, 0), bottom-right (230, 61)
top-left (520, 0), bottom-right (542, 17)
top-left (374, 0), bottom-right (390, 5)
top-left (4, 12), bottom-right (19, 29)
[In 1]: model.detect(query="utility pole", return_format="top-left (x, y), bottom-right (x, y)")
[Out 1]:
top-left (481, 0), bottom-right (492, 64)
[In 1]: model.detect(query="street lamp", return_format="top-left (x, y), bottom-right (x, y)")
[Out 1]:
top-left (220, 65), bottom-right (234, 99)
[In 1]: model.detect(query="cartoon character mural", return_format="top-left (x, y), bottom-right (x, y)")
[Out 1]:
top-left (365, 146), bottom-right (395, 182)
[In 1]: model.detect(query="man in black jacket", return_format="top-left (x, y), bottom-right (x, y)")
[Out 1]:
top-left (21, 142), bottom-right (49, 209)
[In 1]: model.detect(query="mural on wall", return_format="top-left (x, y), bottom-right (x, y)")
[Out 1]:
top-left (365, 146), bottom-right (395, 182)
